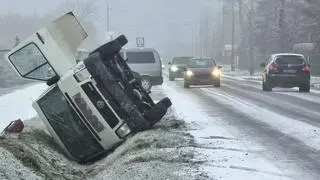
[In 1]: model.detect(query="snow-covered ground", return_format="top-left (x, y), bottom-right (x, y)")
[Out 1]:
top-left (0, 84), bottom-right (206, 179)
top-left (2, 67), bottom-right (320, 179)
top-left (162, 81), bottom-right (293, 180)
top-left (0, 83), bottom-right (47, 131)
top-left (0, 80), bottom-right (289, 180)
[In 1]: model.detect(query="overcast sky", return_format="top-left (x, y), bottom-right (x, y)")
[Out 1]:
top-left (1, 0), bottom-right (220, 57)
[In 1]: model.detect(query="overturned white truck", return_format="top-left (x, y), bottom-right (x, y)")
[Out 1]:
top-left (5, 12), bottom-right (172, 164)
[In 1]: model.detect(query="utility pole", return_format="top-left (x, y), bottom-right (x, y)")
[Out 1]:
top-left (231, 0), bottom-right (236, 71)
top-left (221, 1), bottom-right (227, 65)
top-left (205, 14), bottom-right (209, 57)
top-left (192, 24), bottom-right (197, 56)
top-left (249, 0), bottom-right (254, 75)
top-left (279, 0), bottom-right (285, 52)
top-left (107, 0), bottom-right (110, 32)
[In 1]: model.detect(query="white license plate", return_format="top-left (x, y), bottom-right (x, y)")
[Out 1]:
top-left (283, 69), bottom-right (296, 73)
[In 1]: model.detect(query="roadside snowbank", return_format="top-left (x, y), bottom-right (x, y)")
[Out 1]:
top-left (0, 83), bottom-right (47, 131)
top-left (0, 112), bottom-right (204, 180)
top-left (0, 86), bottom-right (206, 180)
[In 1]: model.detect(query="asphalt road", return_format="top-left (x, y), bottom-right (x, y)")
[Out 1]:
top-left (164, 73), bottom-right (320, 180)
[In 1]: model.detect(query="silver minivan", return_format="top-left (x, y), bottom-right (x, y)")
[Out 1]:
top-left (120, 48), bottom-right (163, 91)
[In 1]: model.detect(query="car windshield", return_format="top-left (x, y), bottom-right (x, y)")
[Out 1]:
top-left (275, 56), bottom-right (305, 65)
top-left (172, 57), bottom-right (192, 64)
top-left (188, 58), bottom-right (215, 68)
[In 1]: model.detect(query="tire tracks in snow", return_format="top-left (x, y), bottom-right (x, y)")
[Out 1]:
top-left (191, 85), bottom-right (320, 179)
top-left (219, 80), bottom-right (320, 128)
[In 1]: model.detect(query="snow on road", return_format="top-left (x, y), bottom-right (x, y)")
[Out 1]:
top-left (0, 83), bottom-right (47, 131)
top-left (202, 87), bottom-right (320, 151)
top-left (2, 69), bottom-right (320, 179)
top-left (161, 81), bottom-right (293, 180)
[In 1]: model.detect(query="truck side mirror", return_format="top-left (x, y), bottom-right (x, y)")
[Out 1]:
top-left (47, 75), bottom-right (60, 86)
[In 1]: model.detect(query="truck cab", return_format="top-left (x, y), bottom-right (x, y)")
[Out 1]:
top-left (5, 12), bottom-right (143, 163)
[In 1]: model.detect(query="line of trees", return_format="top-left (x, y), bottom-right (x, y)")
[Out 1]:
top-left (196, 0), bottom-right (320, 62)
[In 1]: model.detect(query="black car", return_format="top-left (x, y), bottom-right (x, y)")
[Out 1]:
top-left (168, 56), bottom-right (193, 81)
top-left (260, 53), bottom-right (311, 92)
top-left (183, 57), bottom-right (222, 88)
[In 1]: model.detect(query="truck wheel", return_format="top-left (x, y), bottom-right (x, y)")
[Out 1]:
top-left (214, 81), bottom-right (220, 87)
top-left (263, 81), bottom-right (272, 91)
top-left (184, 82), bottom-right (190, 88)
top-left (299, 84), bottom-right (310, 92)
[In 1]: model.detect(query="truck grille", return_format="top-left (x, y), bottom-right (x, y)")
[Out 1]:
top-left (73, 93), bottom-right (105, 133)
top-left (81, 82), bottom-right (120, 129)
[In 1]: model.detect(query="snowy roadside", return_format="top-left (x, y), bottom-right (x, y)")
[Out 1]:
top-left (0, 76), bottom-right (294, 180)
top-left (161, 81), bottom-right (293, 180)
top-left (0, 83), bottom-right (47, 131)
top-left (0, 85), bottom-right (207, 180)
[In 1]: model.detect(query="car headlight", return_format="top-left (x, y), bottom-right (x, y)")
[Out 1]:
top-left (212, 68), bottom-right (220, 77)
top-left (186, 70), bottom-right (193, 77)
top-left (74, 68), bottom-right (91, 82)
top-left (116, 123), bottom-right (132, 138)
top-left (171, 65), bottom-right (178, 72)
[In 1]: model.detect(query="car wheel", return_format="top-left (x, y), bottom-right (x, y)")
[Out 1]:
top-left (184, 82), bottom-right (190, 88)
top-left (214, 81), bottom-right (221, 87)
top-left (299, 84), bottom-right (310, 93)
top-left (141, 77), bottom-right (152, 91)
top-left (169, 76), bottom-right (174, 81)
top-left (263, 81), bottom-right (272, 91)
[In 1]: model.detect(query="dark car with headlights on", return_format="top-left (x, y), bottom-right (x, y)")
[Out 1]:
top-left (168, 56), bottom-right (193, 81)
top-left (183, 57), bottom-right (222, 88)
top-left (260, 53), bottom-right (311, 92)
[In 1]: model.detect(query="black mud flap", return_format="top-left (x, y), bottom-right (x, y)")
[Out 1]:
top-left (84, 52), bottom-right (151, 131)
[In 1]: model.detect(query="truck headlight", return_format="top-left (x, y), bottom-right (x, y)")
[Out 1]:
top-left (212, 68), bottom-right (220, 77)
top-left (116, 123), bottom-right (132, 138)
top-left (74, 68), bottom-right (91, 82)
top-left (186, 70), bottom-right (193, 77)
top-left (171, 65), bottom-right (178, 72)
